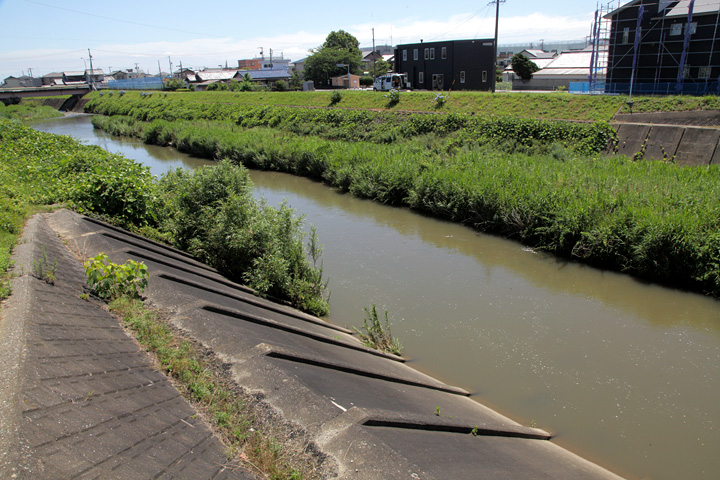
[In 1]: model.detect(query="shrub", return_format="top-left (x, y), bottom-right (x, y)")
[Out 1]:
top-left (329, 90), bottom-right (342, 106)
top-left (384, 89), bottom-right (400, 107)
top-left (85, 253), bottom-right (149, 300)
top-left (354, 305), bottom-right (402, 356)
top-left (158, 160), bottom-right (329, 315)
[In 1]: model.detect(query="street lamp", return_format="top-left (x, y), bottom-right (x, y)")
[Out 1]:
top-left (336, 63), bottom-right (350, 88)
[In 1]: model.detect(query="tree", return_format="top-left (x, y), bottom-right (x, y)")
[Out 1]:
top-left (510, 54), bottom-right (540, 80)
top-left (303, 30), bottom-right (363, 87)
top-left (289, 71), bottom-right (302, 90)
top-left (372, 58), bottom-right (390, 77)
top-left (163, 78), bottom-right (184, 91)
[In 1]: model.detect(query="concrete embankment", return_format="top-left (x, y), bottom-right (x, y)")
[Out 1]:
top-left (611, 110), bottom-right (720, 165)
top-left (0, 213), bottom-right (252, 479)
top-left (1, 209), bottom-right (626, 479)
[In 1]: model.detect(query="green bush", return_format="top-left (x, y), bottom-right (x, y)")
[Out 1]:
top-left (85, 253), bottom-right (149, 299)
top-left (158, 160), bottom-right (329, 315)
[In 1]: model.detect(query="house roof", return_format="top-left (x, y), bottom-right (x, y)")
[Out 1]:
top-left (234, 69), bottom-right (291, 81)
top-left (606, 0), bottom-right (720, 18)
top-left (86, 69), bottom-right (104, 75)
top-left (532, 49), bottom-right (607, 77)
top-left (195, 70), bottom-right (237, 81)
top-left (522, 49), bottom-right (557, 59)
top-left (42, 72), bottom-right (63, 78)
top-left (64, 71), bottom-right (85, 77)
top-left (666, 0), bottom-right (720, 17)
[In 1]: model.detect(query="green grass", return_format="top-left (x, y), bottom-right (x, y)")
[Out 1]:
top-left (88, 89), bottom-right (628, 122)
top-left (618, 95), bottom-right (720, 114)
top-left (0, 102), bottom-right (64, 121)
top-left (110, 297), bottom-right (320, 479)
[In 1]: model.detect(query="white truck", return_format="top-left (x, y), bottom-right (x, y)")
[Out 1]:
top-left (373, 73), bottom-right (410, 91)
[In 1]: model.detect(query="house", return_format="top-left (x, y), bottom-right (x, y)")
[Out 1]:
top-left (232, 69), bottom-right (291, 88)
top-left (238, 59), bottom-right (262, 70)
top-left (394, 39), bottom-right (496, 91)
top-left (604, 0), bottom-right (720, 95)
top-left (86, 69), bottom-right (105, 84)
top-left (63, 71), bottom-right (87, 84)
top-left (291, 57), bottom-right (307, 76)
top-left (510, 46), bottom-right (607, 90)
top-left (41, 72), bottom-right (64, 86)
top-left (1, 75), bottom-right (41, 88)
top-left (362, 51), bottom-right (395, 75)
top-left (173, 68), bottom-right (195, 80)
top-left (330, 74), bottom-right (360, 89)
top-left (189, 69), bottom-right (238, 90)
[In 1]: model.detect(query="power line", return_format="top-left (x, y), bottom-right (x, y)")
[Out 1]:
top-left (23, 0), bottom-right (227, 39)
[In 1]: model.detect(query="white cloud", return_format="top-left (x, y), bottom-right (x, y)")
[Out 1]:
top-left (1, 11), bottom-right (594, 77)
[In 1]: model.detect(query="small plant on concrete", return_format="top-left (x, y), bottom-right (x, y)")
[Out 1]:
top-left (32, 245), bottom-right (57, 284)
top-left (354, 305), bottom-right (402, 356)
top-left (470, 426), bottom-right (479, 436)
top-left (84, 253), bottom-right (148, 300)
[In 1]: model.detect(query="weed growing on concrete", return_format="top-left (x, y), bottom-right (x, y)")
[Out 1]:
top-left (109, 297), bottom-right (323, 479)
top-left (32, 246), bottom-right (57, 284)
top-left (354, 305), bottom-right (402, 356)
top-left (84, 253), bottom-right (148, 300)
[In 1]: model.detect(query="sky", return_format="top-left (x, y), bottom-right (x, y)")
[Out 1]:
top-left (0, 0), bottom-right (630, 78)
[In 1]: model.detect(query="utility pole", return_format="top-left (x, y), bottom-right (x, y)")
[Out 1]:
top-left (372, 28), bottom-right (376, 79)
top-left (490, 0), bottom-right (505, 93)
top-left (269, 48), bottom-right (273, 69)
top-left (88, 48), bottom-right (95, 90)
top-left (168, 57), bottom-right (173, 77)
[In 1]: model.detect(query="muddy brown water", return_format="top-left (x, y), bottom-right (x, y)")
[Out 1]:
top-left (34, 115), bottom-right (720, 480)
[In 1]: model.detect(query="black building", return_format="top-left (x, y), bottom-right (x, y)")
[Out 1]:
top-left (394, 39), bottom-right (496, 91)
top-left (605, 0), bottom-right (720, 95)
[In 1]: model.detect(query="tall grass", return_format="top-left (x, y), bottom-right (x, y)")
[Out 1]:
top-left (92, 114), bottom-right (720, 297)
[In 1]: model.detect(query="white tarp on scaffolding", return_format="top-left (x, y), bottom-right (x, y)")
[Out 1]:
top-left (666, 0), bottom-right (720, 17)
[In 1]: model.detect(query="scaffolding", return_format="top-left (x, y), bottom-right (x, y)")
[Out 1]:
top-left (598, 0), bottom-right (720, 96)
top-left (588, 2), bottom-right (613, 93)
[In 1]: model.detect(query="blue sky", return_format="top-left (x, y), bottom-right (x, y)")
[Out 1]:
top-left (0, 0), bottom-right (629, 78)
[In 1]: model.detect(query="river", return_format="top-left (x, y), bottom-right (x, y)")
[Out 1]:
top-left (33, 114), bottom-right (720, 480)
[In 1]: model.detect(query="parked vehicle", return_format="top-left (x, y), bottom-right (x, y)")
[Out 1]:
top-left (373, 73), bottom-right (410, 91)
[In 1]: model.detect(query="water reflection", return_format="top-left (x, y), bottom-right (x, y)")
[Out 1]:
top-left (249, 171), bottom-right (720, 333)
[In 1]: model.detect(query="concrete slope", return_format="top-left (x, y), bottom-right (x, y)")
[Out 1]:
top-left (48, 209), bottom-right (625, 480)
top-left (0, 214), bottom-right (252, 480)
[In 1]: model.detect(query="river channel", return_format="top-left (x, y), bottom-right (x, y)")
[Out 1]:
top-left (34, 115), bottom-right (720, 480)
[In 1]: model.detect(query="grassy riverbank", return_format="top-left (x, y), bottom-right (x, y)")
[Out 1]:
top-left (84, 89), bottom-right (720, 120)
top-left (0, 118), bottom-right (329, 315)
top-left (86, 93), bottom-right (720, 298)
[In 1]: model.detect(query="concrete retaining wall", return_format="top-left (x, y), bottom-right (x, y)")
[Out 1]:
top-left (610, 122), bottom-right (720, 166)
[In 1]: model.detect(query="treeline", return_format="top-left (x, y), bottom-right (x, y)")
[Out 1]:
top-left (0, 119), bottom-right (329, 315)
top-left (90, 113), bottom-right (720, 298)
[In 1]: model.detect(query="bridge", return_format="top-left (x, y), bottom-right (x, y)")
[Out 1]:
top-left (0, 84), bottom-right (90, 101)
